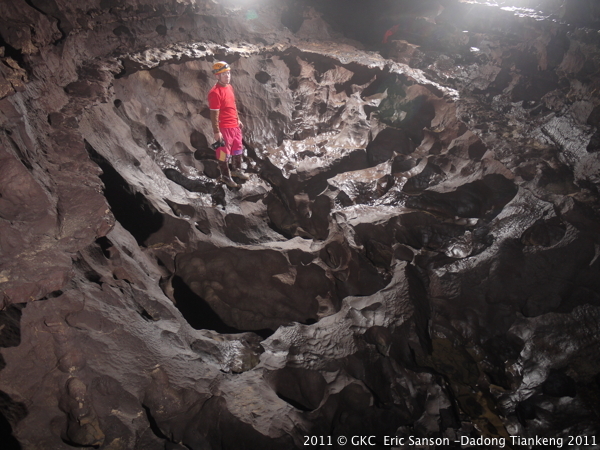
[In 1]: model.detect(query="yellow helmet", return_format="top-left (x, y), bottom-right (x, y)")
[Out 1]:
top-left (212, 61), bottom-right (230, 74)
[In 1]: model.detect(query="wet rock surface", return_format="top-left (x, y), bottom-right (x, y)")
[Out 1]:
top-left (1, 0), bottom-right (600, 448)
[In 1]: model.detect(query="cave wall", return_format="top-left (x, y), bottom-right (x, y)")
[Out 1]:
top-left (1, 0), bottom-right (600, 448)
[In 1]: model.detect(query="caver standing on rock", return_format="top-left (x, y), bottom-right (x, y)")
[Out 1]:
top-left (208, 61), bottom-right (250, 188)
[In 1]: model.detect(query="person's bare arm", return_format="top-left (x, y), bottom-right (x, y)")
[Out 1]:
top-left (210, 110), bottom-right (221, 141)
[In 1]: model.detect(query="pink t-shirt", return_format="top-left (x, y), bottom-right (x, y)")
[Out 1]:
top-left (208, 83), bottom-right (239, 129)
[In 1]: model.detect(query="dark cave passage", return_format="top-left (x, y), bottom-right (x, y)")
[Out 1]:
top-left (0, 411), bottom-right (21, 450)
top-left (0, 305), bottom-right (24, 349)
top-left (85, 141), bottom-right (164, 246)
top-left (171, 276), bottom-right (274, 339)
top-left (0, 392), bottom-right (27, 450)
top-left (0, 307), bottom-right (25, 449)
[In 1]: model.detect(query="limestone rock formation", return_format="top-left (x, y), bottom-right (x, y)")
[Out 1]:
top-left (1, 0), bottom-right (599, 448)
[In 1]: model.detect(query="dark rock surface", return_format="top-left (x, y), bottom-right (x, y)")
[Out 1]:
top-left (1, 0), bottom-right (600, 448)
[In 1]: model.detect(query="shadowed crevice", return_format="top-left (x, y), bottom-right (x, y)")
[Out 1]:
top-left (85, 141), bottom-right (164, 246)
top-left (171, 276), bottom-right (274, 339)
top-left (0, 304), bottom-right (25, 349)
top-left (0, 391), bottom-right (27, 450)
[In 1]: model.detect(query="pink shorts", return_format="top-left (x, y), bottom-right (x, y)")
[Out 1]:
top-left (215, 126), bottom-right (244, 161)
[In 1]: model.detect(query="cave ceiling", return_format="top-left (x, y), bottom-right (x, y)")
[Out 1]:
top-left (1, 0), bottom-right (600, 448)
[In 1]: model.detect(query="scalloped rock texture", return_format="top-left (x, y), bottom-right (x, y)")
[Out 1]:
top-left (1, 0), bottom-right (600, 448)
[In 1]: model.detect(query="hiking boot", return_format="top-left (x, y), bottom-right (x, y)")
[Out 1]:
top-left (231, 169), bottom-right (249, 180)
top-left (220, 175), bottom-right (240, 188)
top-left (231, 155), bottom-right (250, 180)
top-left (218, 160), bottom-right (240, 188)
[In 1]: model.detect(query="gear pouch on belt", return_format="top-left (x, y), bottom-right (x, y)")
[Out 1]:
top-left (211, 140), bottom-right (227, 161)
